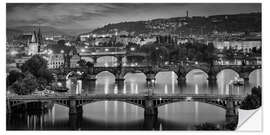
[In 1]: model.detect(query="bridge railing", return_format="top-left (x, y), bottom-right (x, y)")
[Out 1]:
top-left (7, 93), bottom-right (245, 100)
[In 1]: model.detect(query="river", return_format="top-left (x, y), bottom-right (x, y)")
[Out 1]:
top-left (7, 66), bottom-right (261, 130)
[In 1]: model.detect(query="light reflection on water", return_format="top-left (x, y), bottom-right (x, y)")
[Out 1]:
top-left (7, 69), bottom-right (261, 130)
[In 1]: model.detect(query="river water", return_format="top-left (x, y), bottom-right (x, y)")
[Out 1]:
top-left (7, 56), bottom-right (262, 130)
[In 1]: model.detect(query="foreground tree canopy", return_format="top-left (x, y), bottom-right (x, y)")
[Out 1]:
top-left (6, 70), bottom-right (24, 86)
top-left (11, 73), bottom-right (38, 95)
top-left (21, 55), bottom-right (54, 83)
top-left (8, 55), bottom-right (54, 95)
top-left (240, 86), bottom-right (262, 110)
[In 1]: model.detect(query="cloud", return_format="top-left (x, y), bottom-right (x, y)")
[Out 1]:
top-left (6, 3), bottom-right (261, 29)
top-left (7, 3), bottom-right (119, 28)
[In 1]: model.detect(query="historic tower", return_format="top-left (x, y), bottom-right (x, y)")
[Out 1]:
top-left (28, 27), bottom-right (43, 55)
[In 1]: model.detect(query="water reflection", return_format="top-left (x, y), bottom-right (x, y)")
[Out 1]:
top-left (7, 69), bottom-right (261, 130)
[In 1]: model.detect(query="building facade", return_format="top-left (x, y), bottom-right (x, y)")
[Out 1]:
top-left (48, 54), bottom-right (65, 69)
top-left (70, 54), bottom-right (81, 68)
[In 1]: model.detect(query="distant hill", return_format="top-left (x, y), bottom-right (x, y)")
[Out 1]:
top-left (6, 26), bottom-right (77, 42)
top-left (61, 28), bottom-right (93, 36)
top-left (13, 26), bottom-right (68, 36)
top-left (6, 28), bottom-right (23, 42)
top-left (89, 12), bottom-right (261, 36)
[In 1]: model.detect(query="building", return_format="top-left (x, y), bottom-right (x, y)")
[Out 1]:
top-left (80, 34), bottom-right (90, 41)
top-left (212, 40), bottom-right (262, 51)
top-left (48, 54), bottom-right (65, 69)
top-left (45, 43), bottom-right (77, 69)
top-left (28, 28), bottom-right (43, 55)
top-left (70, 54), bottom-right (81, 68)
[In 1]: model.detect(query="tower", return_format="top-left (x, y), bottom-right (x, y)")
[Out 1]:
top-left (186, 10), bottom-right (189, 18)
top-left (27, 25), bottom-right (43, 55)
top-left (37, 26), bottom-right (42, 52)
top-left (28, 31), bottom-right (39, 55)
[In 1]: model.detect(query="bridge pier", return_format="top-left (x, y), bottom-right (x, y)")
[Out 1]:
top-left (146, 73), bottom-right (156, 83)
top-left (85, 74), bottom-right (96, 82)
top-left (239, 73), bottom-right (249, 83)
top-left (68, 99), bottom-right (83, 129)
top-left (225, 99), bottom-right (238, 117)
top-left (69, 110), bottom-right (82, 130)
top-left (144, 114), bottom-right (158, 130)
top-left (208, 75), bottom-right (217, 84)
top-left (7, 101), bottom-right (12, 114)
top-left (69, 99), bottom-right (78, 115)
top-left (115, 73), bottom-right (125, 84)
top-left (116, 56), bottom-right (124, 66)
top-left (92, 56), bottom-right (97, 65)
top-left (144, 98), bottom-right (158, 116)
top-left (177, 76), bottom-right (186, 84)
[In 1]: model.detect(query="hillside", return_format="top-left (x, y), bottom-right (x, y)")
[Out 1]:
top-left (90, 12), bottom-right (261, 36)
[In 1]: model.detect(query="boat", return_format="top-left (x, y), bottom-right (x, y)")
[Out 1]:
top-left (48, 82), bottom-right (69, 92)
top-left (231, 77), bottom-right (244, 86)
top-left (52, 86), bottom-right (69, 92)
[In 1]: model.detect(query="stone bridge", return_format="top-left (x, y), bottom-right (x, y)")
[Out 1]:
top-left (51, 64), bottom-right (261, 84)
top-left (7, 93), bottom-right (244, 118)
top-left (79, 48), bottom-right (147, 65)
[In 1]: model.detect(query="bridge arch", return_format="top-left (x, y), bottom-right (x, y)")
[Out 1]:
top-left (9, 100), bottom-right (69, 108)
top-left (216, 69), bottom-right (240, 81)
top-left (78, 100), bottom-right (145, 108)
top-left (155, 71), bottom-right (178, 83)
top-left (155, 99), bottom-right (227, 109)
top-left (96, 56), bottom-right (120, 67)
top-left (124, 72), bottom-right (146, 81)
top-left (123, 69), bottom-right (146, 78)
top-left (185, 69), bottom-right (209, 79)
top-left (96, 71), bottom-right (116, 80)
top-left (248, 69), bottom-right (262, 84)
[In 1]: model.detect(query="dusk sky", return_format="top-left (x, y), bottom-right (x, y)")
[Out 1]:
top-left (7, 3), bottom-right (261, 30)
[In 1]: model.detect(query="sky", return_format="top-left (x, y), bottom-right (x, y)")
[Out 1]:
top-left (6, 3), bottom-right (261, 30)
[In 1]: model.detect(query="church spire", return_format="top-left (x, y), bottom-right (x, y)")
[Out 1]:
top-left (31, 31), bottom-right (37, 43)
top-left (37, 23), bottom-right (42, 52)
top-left (37, 23), bottom-right (42, 44)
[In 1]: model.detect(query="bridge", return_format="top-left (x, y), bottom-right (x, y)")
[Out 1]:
top-left (78, 47), bottom-right (147, 64)
top-left (52, 63), bottom-right (261, 84)
top-left (7, 93), bottom-right (244, 120)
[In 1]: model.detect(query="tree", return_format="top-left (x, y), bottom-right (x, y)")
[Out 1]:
top-left (77, 59), bottom-right (87, 67)
top-left (86, 61), bottom-right (94, 68)
top-left (57, 40), bottom-right (66, 46)
top-left (204, 43), bottom-right (218, 65)
top-left (21, 55), bottom-right (48, 77)
top-left (7, 70), bottom-right (24, 86)
top-left (240, 86), bottom-right (261, 110)
top-left (21, 55), bottom-right (54, 86)
top-left (11, 73), bottom-right (38, 95)
top-left (224, 121), bottom-right (238, 130)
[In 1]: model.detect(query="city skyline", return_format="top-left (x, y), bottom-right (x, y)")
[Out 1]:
top-left (6, 3), bottom-right (262, 131)
top-left (7, 3), bottom-right (261, 30)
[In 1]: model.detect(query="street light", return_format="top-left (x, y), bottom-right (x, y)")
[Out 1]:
top-left (48, 49), bottom-right (53, 55)
top-left (130, 47), bottom-right (135, 51)
top-left (10, 50), bottom-right (18, 56)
